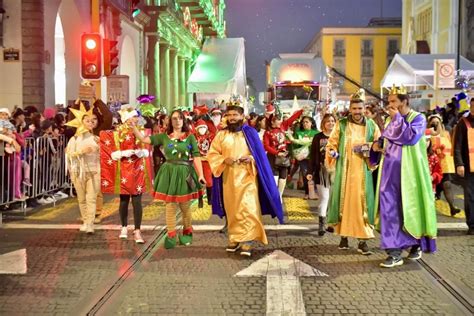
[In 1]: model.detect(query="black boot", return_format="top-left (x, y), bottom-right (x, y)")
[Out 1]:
top-left (318, 216), bottom-right (326, 236)
top-left (206, 187), bottom-right (212, 205)
top-left (219, 218), bottom-right (228, 234)
top-left (449, 205), bottom-right (461, 217)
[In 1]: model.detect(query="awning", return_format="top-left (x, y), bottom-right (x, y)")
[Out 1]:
top-left (381, 54), bottom-right (474, 89)
top-left (187, 38), bottom-right (246, 96)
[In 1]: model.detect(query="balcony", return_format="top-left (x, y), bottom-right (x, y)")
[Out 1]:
top-left (176, 0), bottom-right (226, 38)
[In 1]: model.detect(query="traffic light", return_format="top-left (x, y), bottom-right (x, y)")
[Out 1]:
top-left (103, 39), bottom-right (119, 76)
top-left (81, 33), bottom-right (102, 79)
top-left (131, 0), bottom-right (140, 19)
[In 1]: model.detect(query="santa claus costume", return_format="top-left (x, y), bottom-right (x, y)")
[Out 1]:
top-left (194, 119), bottom-right (215, 204)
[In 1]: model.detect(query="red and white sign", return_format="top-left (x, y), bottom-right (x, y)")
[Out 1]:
top-left (434, 59), bottom-right (455, 89)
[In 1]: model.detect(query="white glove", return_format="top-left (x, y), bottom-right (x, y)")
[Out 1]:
top-left (111, 151), bottom-right (122, 160)
top-left (121, 149), bottom-right (135, 157)
top-left (134, 149), bottom-right (149, 158)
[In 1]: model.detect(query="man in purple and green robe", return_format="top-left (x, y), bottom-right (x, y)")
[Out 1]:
top-left (371, 91), bottom-right (437, 268)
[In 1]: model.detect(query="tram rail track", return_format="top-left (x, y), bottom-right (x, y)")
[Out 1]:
top-left (417, 257), bottom-right (473, 315)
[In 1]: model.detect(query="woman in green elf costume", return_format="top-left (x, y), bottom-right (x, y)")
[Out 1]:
top-left (132, 109), bottom-right (206, 249)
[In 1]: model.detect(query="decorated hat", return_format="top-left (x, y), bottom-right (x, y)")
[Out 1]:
top-left (118, 104), bottom-right (139, 123)
top-left (265, 103), bottom-right (275, 114)
top-left (136, 94), bottom-right (158, 117)
top-left (195, 119), bottom-right (208, 129)
top-left (388, 84), bottom-right (408, 95)
top-left (65, 102), bottom-right (94, 135)
top-left (210, 107), bottom-right (222, 115)
top-left (193, 104), bottom-right (209, 116)
top-left (350, 88), bottom-right (366, 102)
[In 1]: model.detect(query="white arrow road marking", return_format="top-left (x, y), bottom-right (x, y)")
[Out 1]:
top-left (0, 249), bottom-right (27, 274)
top-left (235, 250), bottom-right (328, 315)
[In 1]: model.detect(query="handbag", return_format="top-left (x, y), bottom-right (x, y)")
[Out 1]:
top-left (293, 146), bottom-right (309, 161)
top-left (274, 155), bottom-right (291, 168)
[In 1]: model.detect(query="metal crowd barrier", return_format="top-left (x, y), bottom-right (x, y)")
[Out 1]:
top-left (0, 135), bottom-right (72, 225)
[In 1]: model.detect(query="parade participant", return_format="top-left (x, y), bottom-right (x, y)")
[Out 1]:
top-left (326, 89), bottom-right (380, 255)
top-left (426, 134), bottom-right (443, 194)
top-left (65, 103), bottom-right (100, 234)
top-left (194, 119), bottom-right (215, 204)
top-left (210, 107), bottom-right (223, 132)
top-left (263, 108), bottom-right (304, 200)
top-left (207, 102), bottom-right (283, 257)
top-left (132, 110), bottom-right (206, 249)
top-left (264, 103), bottom-right (275, 119)
top-left (90, 99), bottom-right (113, 224)
top-left (307, 113), bottom-right (337, 236)
top-left (372, 86), bottom-right (437, 268)
top-left (287, 116), bottom-right (319, 199)
top-left (428, 114), bottom-right (461, 216)
top-left (453, 97), bottom-right (474, 235)
top-left (100, 104), bottom-right (153, 244)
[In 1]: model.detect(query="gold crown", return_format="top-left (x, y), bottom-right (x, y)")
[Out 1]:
top-left (388, 84), bottom-right (407, 95)
top-left (350, 88), bottom-right (366, 102)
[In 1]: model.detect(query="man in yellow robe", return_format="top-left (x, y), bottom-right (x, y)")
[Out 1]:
top-left (326, 90), bottom-right (380, 254)
top-left (207, 104), bottom-right (283, 257)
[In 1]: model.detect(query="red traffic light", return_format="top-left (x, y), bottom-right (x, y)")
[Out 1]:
top-left (103, 39), bottom-right (119, 76)
top-left (81, 33), bottom-right (102, 80)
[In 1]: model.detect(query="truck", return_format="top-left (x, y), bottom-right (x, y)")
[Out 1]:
top-left (264, 53), bottom-right (329, 115)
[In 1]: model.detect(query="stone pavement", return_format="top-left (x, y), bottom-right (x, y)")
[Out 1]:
top-left (0, 188), bottom-right (472, 315)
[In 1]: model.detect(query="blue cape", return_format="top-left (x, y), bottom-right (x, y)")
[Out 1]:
top-left (211, 124), bottom-right (284, 224)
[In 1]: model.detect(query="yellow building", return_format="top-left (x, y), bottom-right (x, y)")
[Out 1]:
top-left (401, 0), bottom-right (472, 59)
top-left (304, 21), bottom-right (401, 97)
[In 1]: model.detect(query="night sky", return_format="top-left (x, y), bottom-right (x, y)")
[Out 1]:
top-left (225, 0), bottom-right (402, 94)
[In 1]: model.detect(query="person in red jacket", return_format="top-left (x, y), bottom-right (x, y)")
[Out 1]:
top-left (427, 135), bottom-right (443, 194)
top-left (263, 109), bottom-right (303, 199)
top-left (194, 119), bottom-right (215, 204)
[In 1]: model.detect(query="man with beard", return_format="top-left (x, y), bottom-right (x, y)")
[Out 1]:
top-left (207, 103), bottom-right (283, 257)
top-left (326, 89), bottom-right (380, 255)
top-left (372, 86), bottom-right (436, 267)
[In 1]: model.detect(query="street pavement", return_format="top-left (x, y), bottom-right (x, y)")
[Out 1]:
top-left (0, 187), bottom-right (472, 315)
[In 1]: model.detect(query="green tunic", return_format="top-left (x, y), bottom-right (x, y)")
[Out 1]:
top-left (150, 133), bottom-right (204, 202)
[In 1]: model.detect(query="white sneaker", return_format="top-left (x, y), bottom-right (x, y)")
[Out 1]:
top-left (134, 230), bottom-right (144, 244)
top-left (119, 227), bottom-right (128, 239)
top-left (54, 191), bottom-right (68, 199)
top-left (86, 223), bottom-right (94, 234)
top-left (79, 224), bottom-right (87, 232)
top-left (37, 197), bottom-right (48, 205)
top-left (44, 197), bottom-right (55, 203)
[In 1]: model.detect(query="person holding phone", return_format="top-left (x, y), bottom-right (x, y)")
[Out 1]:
top-left (132, 110), bottom-right (205, 249)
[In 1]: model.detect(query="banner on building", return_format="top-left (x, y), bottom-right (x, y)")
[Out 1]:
top-left (434, 59), bottom-right (455, 89)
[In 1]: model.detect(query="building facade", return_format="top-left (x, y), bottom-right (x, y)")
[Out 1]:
top-left (0, 0), bottom-right (226, 110)
top-left (401, 0), bottom-right (474, 61)
top-left (304, 23), bottom-right (401, 96)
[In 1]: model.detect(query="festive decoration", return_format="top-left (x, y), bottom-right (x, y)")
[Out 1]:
top-left (136, 94), bottom-right (159, 118)
top-left (193, 104), bottom-right (209, 116)
top-left (388, 84), bottom-right (407, 95)
top-left (303, 85), bottom-right (313, 93)
top-left (65, 102), bottom-right (94, 136)
top-left (248, 96), bottom-right (255, 103)
top-left (456, 92), bottom-right (470, 113)
top-left (100, 129), bottom-right (153, 195)
top-left (118, 104), bottom-right (139, 123)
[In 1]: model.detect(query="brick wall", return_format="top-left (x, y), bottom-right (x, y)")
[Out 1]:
top-left (22, 0), bottom-right (44, 109)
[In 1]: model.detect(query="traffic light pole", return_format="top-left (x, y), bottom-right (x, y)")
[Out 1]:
top-left (91, 0), bottom-right (101, 98)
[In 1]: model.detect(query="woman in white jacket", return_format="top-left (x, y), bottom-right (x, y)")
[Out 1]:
top-left (66, 108), bottom-right (100, 234)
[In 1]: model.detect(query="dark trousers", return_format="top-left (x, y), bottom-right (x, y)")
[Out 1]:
top-left (386, 245), bottom-right (419, 259)
top-left (463, 173), bottom-right (474, 229)
top-left (119, 194), bottom-right (143, 229)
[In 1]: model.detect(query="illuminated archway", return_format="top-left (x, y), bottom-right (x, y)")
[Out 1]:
top-left (54, 14), bottom-right (66, 106)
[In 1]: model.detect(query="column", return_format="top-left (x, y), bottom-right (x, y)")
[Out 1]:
top-left (178, 57), bottom-right (186, 107)
top-left (169, 48), bottom-right (179, 108)
top-left (159, 43), bottom-right (170, 112)
top-left (185, 59), bottom-right (192, 108)
top-left (146, 35), bottom-right (160, 105)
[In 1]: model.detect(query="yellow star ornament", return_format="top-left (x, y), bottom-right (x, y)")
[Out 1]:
top-left (65, 102), bottom-right (94, 136)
